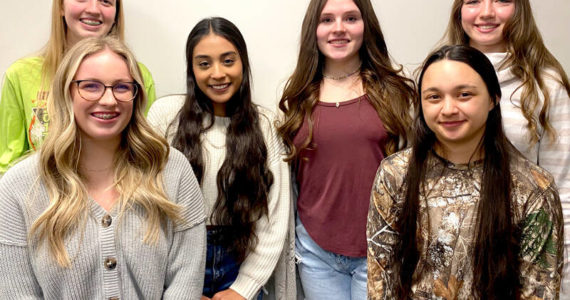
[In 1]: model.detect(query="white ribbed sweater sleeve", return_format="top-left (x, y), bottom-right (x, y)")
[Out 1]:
top-left (487, 53), bottom-right (570, 271)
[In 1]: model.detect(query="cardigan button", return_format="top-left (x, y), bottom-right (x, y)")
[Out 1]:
top-left (101, 215), bottom-right (112, 227)
top-left (104, 257), bottom-right (117, 270)
top-left (109, 297), bottom-right (119, 300)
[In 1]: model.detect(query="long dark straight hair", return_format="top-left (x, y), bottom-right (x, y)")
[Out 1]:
top-left (395, 45), bottom-right (521, 299)
top-left (170, 17), bottom-right (273, 262)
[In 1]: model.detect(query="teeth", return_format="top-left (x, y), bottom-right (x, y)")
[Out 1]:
top-left (330, 40), bottom-right (348, 44)
top-left (211, 84), bottom-right (229, 90)
top-left (93, 113), bottom-right (116, 120)
top-left (82, 19), bottom-right (102, 26)
top-left (478, 25), bottom-right (497, 29)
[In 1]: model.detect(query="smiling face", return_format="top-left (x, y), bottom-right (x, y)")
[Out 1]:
top-left (71, 47), bottom-right (133, 144)
top-left (461, 0), bottom-right (515, 53)
top-left (316, 0), bottom-right (364, 64)
top-left (62, 0), bottom-right (117, 47)
top-left (421, 59), bottom-right (495, 153)
top-left (192, 33), bottom-right (243, 116)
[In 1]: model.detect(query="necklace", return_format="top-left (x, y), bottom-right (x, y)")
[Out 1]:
top-left (322, 65), bottom-right (361, 80)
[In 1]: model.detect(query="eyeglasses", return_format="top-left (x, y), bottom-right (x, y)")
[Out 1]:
top-left (72, 80), bottom-right (139, 102)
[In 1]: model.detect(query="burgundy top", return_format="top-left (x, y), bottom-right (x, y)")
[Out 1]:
top-left (293, 95), bottom-right (388, 257)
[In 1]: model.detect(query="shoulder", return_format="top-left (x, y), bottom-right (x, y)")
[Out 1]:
top-left (510, 152), bottom-right (556, 193)
top-left (373, 148), bottom-right (411, 195)
top-left (4, 56), bottom-right (44, 80)
top-left (0, 154), bottom-right (40, 186)
top-left (147, 95), bottom-right (185, 135)
top-left (136, 61), bottom-right (154, 83)
top-left (163, 147), bottom-right (191, 178)
top-left (255, 105), bottom-right (278, 130)
top-left (255, 105), bottom-right (285, 161)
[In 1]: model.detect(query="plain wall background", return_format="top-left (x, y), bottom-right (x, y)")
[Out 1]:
top-left (1, 0), bottom-right (569, 111)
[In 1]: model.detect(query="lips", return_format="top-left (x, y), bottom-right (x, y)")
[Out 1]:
top-left (440, 120), bottom-right (466, 128)
top-left (209, 83), bottom-right (231, 92)
top-left (329, 39), bottom-right (350, 45)
top-left (92, 112), bottom-right (119, 120)
top-left (475, 24), bottom-right (499, 33)
top-left (80, 18), bottom-right (103, 26)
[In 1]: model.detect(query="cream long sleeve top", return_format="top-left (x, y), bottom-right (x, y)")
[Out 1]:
top-left (485, 53), bottom-right (570, 275)
top-left (0, 148), bottom-right (207, 299)
top-left (148, 96), bottom-right (291, 300)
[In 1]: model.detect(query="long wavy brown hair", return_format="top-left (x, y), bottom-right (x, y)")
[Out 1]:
top-left (444, 0), bottom-right (570, 146)
top-left (277, 0), bottom-right (415, 159)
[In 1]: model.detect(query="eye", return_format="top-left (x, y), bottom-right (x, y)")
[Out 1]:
top-left (345, 15), bottom-right (360, 23)
top-left (113, 82), bottom-right (134, 93)
top-left (320, 17), bottom-right (334, 23)
top-left (99, 0), bottom-right (114, 6)
top-left (223, 58), bottom-right (235, 65)
top-left (458, 91), bottom-right (473, 99)
top-left (197, 61), bottom-right (210, 69)
top-left (424, 93), bottom-right (441, 101)
top-left (79, 80), bottom-right (103, 92)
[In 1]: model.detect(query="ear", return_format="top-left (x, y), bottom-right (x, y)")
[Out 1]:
top-left (489, 95), bottom-right (499, 111)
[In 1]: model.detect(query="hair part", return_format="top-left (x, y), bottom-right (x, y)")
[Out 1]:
top-left (277, 0), bottom-right (416, 160)
top-left (170, 17), bottom-right (272, 262)
top-left (395, 45), bottom-right (521, 299)
top-left (33, 36), bottom-right (179, 267)
top-left (444, 0), bottom-right (570, 146)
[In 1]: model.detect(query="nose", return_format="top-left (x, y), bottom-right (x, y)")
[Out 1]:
top-left (86, 0), bottom-right (101, 13)
top-left (98, 87), bottom-right (118, 106)
top-left (480, 0), bottom-right (496, 18)
top-left (441, 97), bottom-right (458, 116)
top-left (210, 63), bottom-right (225, 80)
top-left (333, 18), bottom-right (346, 33)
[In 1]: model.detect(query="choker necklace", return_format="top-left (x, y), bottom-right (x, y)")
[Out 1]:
top-left (323, 65), bottom-right (361, 80)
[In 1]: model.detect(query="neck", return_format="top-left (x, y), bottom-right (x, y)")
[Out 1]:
top-left (434, 138), bottom-right (484, 165)
top-left (323, 55), bottom-right (361, 79)
top-left (79, 136), bottom-right (119, 179)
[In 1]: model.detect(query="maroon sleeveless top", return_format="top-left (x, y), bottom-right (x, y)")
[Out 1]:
top-left (294, 95), bottom-right (388, 257)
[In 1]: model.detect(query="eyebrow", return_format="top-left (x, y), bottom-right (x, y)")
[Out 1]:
top-left (194, 51), bottom-right (238, 60)
top-left (320, 10), bottom-right (361, 16)
top-left (422, 84), bottom-right (478, 94)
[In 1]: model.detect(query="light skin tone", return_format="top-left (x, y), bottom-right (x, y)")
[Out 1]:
top-left (461, 0), bottom-right (515, 53)
top-left (317, 0), bottom-right (365, 102)
top-left (71, 47), bottom-right (134, 211)
top-left (62, 0), bottom-right (117, 48)
top-left (192, 33), bottom-right (243, 117)
top-left (421, 60), bottom-right (495, 164)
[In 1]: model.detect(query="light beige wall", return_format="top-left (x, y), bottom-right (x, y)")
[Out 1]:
top-left (1, 0), bottom-right (569, 110)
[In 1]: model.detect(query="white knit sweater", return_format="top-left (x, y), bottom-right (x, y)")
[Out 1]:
top-left (486, 53), bottom-right (570, 274)
top-left (147, 96), bottom-right (291, 300)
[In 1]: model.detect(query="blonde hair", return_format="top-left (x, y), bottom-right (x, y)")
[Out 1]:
top-left (41, 0), bottom-right (124, 89)
top-left (444, 0), bottom-right (570, 145)
top-left (32, 36), bottom-right (179, 268)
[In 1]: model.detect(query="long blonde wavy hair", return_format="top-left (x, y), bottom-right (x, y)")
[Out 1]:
top-left (41, 0), bottom-right (124, 88)
top-left (444, 0), bottom-right (570, 145)
top-left (32, 36), bottom-right (179, 268)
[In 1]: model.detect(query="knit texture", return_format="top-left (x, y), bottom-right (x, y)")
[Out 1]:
top-left (0, 148), bottom-right (206, 299)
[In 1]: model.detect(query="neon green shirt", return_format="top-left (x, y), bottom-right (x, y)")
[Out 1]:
top-left (0, 56), bottom-right (156, 174)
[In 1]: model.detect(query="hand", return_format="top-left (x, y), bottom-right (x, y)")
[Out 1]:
top-left (211, 289), bottom-right (246, 300)
top-left (201, 296), bottom-right (211, 300)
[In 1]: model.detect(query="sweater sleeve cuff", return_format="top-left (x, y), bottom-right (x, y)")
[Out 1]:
top-left (230, 274), bottom-right (263, 300)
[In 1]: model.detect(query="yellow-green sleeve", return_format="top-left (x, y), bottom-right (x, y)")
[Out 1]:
top-left (137, 62), bottom-right (156, 116)
top-left (0, 72), bottom-right (28, 176)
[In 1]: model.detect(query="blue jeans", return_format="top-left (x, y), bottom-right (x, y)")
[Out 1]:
top-left (295, 216), bottom-right (367, 300)
top-left (203, 228), bottom-right (263, 299)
